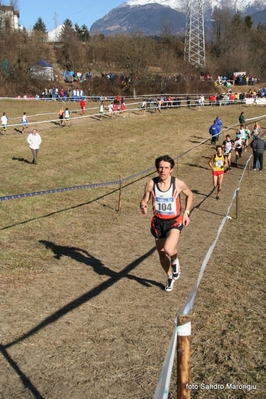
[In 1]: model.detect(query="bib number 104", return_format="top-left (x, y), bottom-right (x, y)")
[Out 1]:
top-left (157, 203), bottom-right (172, 211)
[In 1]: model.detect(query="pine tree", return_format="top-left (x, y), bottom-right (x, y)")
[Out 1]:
top-left (33, 18), bottom-right (47, 33)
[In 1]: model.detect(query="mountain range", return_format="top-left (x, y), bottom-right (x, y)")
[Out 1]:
top-left (90, 0), bottom-right (266, 36)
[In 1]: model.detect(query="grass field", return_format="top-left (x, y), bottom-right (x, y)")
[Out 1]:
top-left (0, 98), bottom-right (265, 398)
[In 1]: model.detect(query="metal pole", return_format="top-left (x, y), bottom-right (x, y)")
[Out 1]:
top-left (236, 188), bottom-right (239, 219)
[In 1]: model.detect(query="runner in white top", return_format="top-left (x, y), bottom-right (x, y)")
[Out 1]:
top-left (22, 112), bottom-right (28, 133)
top-left (222, 134), bottom-right (234, 170)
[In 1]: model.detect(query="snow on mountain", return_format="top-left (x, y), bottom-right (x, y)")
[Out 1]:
top-left (48, 25), bottom-right (63, 42)
top-left (126, 0), bottom-right (186, 12)
top-left (126, 0), bottom-right (266, 13)
top-left (90, 0), bottom-right (266, 36)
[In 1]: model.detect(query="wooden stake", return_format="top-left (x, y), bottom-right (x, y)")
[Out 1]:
top-left (177, 315), bottom-right (191, 399)
top-left (118, 177), bottom-right (122, 212)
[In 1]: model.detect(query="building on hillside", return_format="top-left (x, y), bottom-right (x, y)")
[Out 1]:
top-left (0, 5), bottom-right (19, 30)
top-left (30, 60), bottom-right (54, 81)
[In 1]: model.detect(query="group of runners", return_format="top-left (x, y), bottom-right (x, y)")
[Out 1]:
top-left (139, 117), bottom-right (263, 292)
top-left (208, 119), bottom-right (261, 200)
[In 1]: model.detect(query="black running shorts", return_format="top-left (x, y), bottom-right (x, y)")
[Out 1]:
top-left (151, 216), bottom-right (183, 239)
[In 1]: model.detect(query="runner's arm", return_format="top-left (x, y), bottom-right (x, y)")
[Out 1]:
top-left (208, 156), bottom-right (214, 170)
top-left (140, 179), bottom-right (153, 214)
top-left (176, 179), bottom-right (193, 226)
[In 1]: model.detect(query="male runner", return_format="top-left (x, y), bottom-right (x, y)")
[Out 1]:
top-left (140, 155), bottom-right (193, 292)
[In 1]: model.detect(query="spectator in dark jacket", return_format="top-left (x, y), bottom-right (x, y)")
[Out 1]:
top-left (209, 120), bottom-right (220, 145)
top-left (215, 116), bottom-right (222, 133)
top-left (251, 134), bottom-right (266, 171)
top-left (239, 111), bottom-right (245, 125)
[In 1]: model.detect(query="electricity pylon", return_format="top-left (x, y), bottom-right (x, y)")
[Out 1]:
top-left (184, 0), bottom-right (206, 68)
top-left (53, 12), bottom-right (59, 40)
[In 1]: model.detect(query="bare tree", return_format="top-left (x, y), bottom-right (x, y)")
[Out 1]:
top-left (113, 33), bottom-right (154, 97)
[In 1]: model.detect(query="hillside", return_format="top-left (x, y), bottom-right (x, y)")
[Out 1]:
top-left (90, 0), bottom-right (266, 36)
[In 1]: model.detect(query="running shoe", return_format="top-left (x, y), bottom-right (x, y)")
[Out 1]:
top-left (172, 263), bottom-right (180, 281)
top-left (165, 278), bottom-right (175, 292)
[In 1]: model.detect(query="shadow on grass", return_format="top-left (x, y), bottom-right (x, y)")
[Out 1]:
top-left (0, 344), bottom-right (44, 399)
top-left (14, 128), bottom-right (23, 134)
top-left (186, 163), bottom-right (209, 170)
top-left (2, 244), bottom-right (157, 397)
top-left (191, 188), bottom-right (215, 215)
top-left (12, 156), bottom-right (32, 164)
top-left (193, 136), bottom-right (206, 140)
top-left (2, 245), bottom-right (157, 397)
top-left (231, 162), bottom-right (244, 169)
top-left (50, 120), bottom-right (61, 126)
top-left (191, 188), bottom-right (231, 217)
top-left (6, 244), bottom-right (159, 351)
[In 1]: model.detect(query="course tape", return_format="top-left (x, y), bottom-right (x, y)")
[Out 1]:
top-left (153, 324), bottom-right (177, 399)
top-left (0, 181), bottom-right (121, 202)
top-left (0, 165), bottom-right (157, 202)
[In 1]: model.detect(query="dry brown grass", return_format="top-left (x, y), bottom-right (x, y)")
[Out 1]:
top-left (0, 99), bottom-right (265, 398)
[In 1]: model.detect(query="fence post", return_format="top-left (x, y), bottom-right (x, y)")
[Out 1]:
top-left (118, 176), bottom-right (122, 212)
top-left (236, 188), bottom-right (239, 219)
top-left (177, 315), bottom-right (191, 399)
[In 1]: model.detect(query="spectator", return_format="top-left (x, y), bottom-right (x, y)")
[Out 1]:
top-left (209, 120), bottom-right (220, 145)
top-left (27, 128), bottom-right (42, 165)
top-left (217, 94), bottom-right (223, 106)
top-left (251, 133), bottom-right (266, 171)
top-left (239, 112), bottom-right (245, 125)
top-left (215, 116), bottom-right (222, 134)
